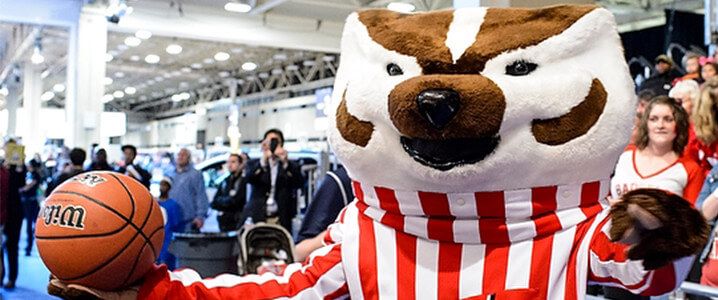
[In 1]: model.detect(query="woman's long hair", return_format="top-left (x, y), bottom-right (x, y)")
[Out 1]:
top-left (693, 77), bottom-right (718, 144)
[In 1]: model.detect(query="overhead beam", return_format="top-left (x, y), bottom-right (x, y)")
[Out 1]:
top-left (110, 1), bottom-right (343, 53)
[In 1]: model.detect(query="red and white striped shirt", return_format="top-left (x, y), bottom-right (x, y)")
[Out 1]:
top-left (139, 180), bottom-right (693, 299)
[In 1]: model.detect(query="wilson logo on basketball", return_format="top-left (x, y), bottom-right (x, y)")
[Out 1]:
top-left (72, 173), bottom-right (107, 187)
top-left (42, 204), bottom-right (87, 230)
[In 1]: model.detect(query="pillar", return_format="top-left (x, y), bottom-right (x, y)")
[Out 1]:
top-left (4, 80), bottom-right (21, 137)
top-left (65, 5), bottom-right (107, 150)
top-left (22, 62), bottom-right (43, 155)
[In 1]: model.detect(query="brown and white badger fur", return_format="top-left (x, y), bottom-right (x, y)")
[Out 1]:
top-left (134, 5), bottom-right (708, 300)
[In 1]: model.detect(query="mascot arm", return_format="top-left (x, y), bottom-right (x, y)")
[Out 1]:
top-left (137, 243), bottom-right (347, 300)
top-left (587, 188), bottom-right (708, 296)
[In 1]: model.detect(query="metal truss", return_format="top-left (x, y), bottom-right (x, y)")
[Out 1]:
top-left (129, 53), bottom-right (338, 118)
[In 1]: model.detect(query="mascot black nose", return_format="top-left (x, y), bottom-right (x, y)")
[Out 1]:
top-left (416, 89), bottom-right (461, 130)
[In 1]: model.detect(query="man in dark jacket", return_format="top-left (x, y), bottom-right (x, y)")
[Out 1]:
top-left (211, 153), bottom-right (248, 232)
top-left (638, 54), bottom-right (681, 95)
top-left (116, 144), bottom-right (151, 188)
top-left (242, 129), bottom-right (304, 233)
top-left (45, 148), bottom-right (86, 196)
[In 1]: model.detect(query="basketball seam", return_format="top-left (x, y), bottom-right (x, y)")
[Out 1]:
top-left (108, 173), bottom-right (159, 258)
top-left (120, 225), bottom-right (164, 287)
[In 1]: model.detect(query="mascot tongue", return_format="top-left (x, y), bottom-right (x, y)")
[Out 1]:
top-left (352, 179), bottom-right (609, 244)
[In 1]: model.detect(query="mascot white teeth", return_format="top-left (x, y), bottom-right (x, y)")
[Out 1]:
top-left (132, 5), bottom-right (708, 300)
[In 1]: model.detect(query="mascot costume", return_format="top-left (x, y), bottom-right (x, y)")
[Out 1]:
top-left (54, 4), bottom-right (710, 300)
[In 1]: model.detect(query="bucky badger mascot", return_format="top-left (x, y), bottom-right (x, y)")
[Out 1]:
top-left (56, 5), bottom-right (709, 300)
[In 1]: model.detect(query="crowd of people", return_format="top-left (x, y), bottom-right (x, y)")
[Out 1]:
top-left (0, 127), bottom-right (350, 287)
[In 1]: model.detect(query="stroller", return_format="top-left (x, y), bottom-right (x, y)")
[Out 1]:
top-left (237, 223), bottom-right (296, 275)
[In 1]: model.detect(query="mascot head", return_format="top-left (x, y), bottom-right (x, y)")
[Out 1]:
top-left (328, 5), bottom-right (635, 192)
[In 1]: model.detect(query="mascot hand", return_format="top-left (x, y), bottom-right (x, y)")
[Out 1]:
top-left (609, 188), bottom-right (709, 270)
top-left (48, 276), bottom-right (138, 300)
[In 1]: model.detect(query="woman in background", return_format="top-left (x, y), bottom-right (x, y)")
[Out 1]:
top-left (687, 78), bottom-right (718, 173)
top-left (611, 96), bottom-right (704, 205)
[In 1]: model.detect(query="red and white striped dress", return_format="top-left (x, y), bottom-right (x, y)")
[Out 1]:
top-left (138, 179), bottom-right (693, 299)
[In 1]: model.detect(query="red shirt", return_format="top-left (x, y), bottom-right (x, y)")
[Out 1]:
top-left (684, 125), bottom-right (718, 174)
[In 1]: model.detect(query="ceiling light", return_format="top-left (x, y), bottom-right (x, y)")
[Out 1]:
top-left (171, 70), bottom-right (182, 76)
top-left (218, 71), bottom-right (230, 77)
top-left (165, 88), bottom-right (176, 94)
top-left (271, 68), bottom-right (282, 75)
top-left (53, 83), bottom-right (66, 92)
top-left (117, 44), bottom-right (129, 51)
top-left (113, 90), bottom-right (125, 98)
top-left (105, 53), bottom-right (114, 62)
top-left (198, 78), bottom-right (208, 84)
top-left (31, 46), bottom-right (44, 65)
top-left (135, 30), bottom-right (152, 39)
top-left (102, 94), bottom-right (114, 103)
top-left (154, 76), bottom-right (164, 82)
top-left (40, 91), bottom-right (55, 101)
top-left (139, 95), bottom-right (148, 101)
top-left (163, 73), bottom-right (172, 78)
top-left (273, 53), bottom-right (287, 60)
top-left (147, 80), bottom-right (155, 85)
top-left (130, 55), bottom-right (140, 61)
top-left (124, 36), bottom-right (141, 47)
top-left (214, 52), bottom-right (230, 61)
top-left (171, 94), bottom-right (183, 102)
top-left (145, 54), bottom-right (160, 64)
top-left (114, 72), bottom-right (125, 78)
top-left (322, 55), bottom-right (335, 62)
top-left (181, 67), bottom-right (192, 73)
top-left (286, 65), bottom-right (299, 71)
top-left (224, 2), bottom-right (251, 13)
top-left (166, 44), bottom-right (183, 55)
top-left (180, 92), bottom-right (191, 100)
top-left (124, 87), bottom-right (137, 95)
top-left (191, 63), bottom-right (203, 69)
top-left (179, 82), bottom-right (189, 88)
top-left (387, 2), bottom-right (415, 13)
top-left (203, 58), bottom-right (215, 64)
top-left (258, 72), bottom-right (269, 79)
top-left (103, 77), bottom-right (114, 85)
top-left (230, 48), bottom-right (243, 53)
top-left (242, 62), bottom-right (257, 71)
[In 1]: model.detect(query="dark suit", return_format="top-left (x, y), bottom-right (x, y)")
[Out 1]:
top-left (242, 158), bottom-right (304, 233)
top-left (212, 173), bottom-right (248, 232)
top-left (116, 163), bottom-right (152, 189)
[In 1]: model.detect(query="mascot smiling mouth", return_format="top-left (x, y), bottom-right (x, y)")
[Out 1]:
top-left (400, 136), bottom-right (500, 171)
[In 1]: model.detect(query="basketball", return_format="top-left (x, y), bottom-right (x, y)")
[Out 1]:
top-left (36, 171), bottom-right (165, 291)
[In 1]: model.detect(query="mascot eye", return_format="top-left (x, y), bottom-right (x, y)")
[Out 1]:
top-left (386, 63), bottom-right (404, 76)
top-left (505, 60), bottom-right (537, 76)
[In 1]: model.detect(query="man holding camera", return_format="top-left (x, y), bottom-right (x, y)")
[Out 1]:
top-left (242, 129), bottom-right (304, 233)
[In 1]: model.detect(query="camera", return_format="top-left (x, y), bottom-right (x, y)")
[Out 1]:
top-left (269, 138), bottom-right (279, 154)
